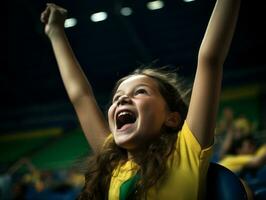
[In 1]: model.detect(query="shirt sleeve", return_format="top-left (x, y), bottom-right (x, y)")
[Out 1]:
top-left (176, 120), bottom-right (213, 163)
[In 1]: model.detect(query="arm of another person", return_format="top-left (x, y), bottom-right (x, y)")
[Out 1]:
top-left (219, 128), bottom-right (235, 159)
top-left (186, 0), bottom-right (241, 148)
top-left (245, 154), bottom-right (266, 169)
top-left (245, 144), bottom-right (266, 169)
top-left (40, 4), bottom-right (110, 152)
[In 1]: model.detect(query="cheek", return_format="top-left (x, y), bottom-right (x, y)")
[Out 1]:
top-left (140, 101), bottom-right (167, 124)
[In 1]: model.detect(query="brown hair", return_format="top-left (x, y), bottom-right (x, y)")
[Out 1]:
top-left (78, 66), bottom-right (189, 199)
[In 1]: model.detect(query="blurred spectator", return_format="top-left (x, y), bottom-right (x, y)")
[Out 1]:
top-left (0, 157), bottom-right (35, 200)
top-left (9, 158), bottom-right (45, 200)
top-left (216, 107), bottom-right (235, 136)
top-left (213, 107), bottom-right (235, 161)
top-left (219, 135), bottom-right (266, 173)
top-left (220, 116), bottom-right (253, 158)
top-left (233, 116), bottom-right (253, 139)
top-left (4, 159), bottom-right (84, 200)
top-left (66, 169), bottom-right (84, 189)
top-left (219, 135), bottom-right (266, 199)
top-left (214, 108), bottom-right (254, 161)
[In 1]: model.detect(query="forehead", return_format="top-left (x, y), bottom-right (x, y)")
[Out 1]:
top-left (116, 75), bottom-right (158, 91)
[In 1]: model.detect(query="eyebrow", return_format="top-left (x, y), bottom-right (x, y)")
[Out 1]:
top-left (115, 83), bottom-right (151, 94)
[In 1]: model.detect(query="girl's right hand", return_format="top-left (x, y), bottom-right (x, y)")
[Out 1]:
top-left (40, 3), bottom-right (67, 39)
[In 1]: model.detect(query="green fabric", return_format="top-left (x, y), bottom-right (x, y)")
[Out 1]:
top-left (120, 173), bottom-right (140, 200)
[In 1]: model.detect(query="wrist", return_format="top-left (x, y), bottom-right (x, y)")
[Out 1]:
top-left (46, 25), bottom-right (65, 40)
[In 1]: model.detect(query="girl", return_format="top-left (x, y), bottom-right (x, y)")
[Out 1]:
top-left (40, 0), bottom-right (241, 199)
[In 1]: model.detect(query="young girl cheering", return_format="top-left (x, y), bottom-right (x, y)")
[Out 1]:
top-left (40, 0), bottom-right (241, 199)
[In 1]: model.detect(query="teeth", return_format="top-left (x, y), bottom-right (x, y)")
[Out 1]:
top-left (118, 111), bottom-right (133, 117)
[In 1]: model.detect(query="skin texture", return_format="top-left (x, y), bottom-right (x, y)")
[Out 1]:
top-left (108, 75), bottom-right (178, 151)
top-left (40, 3), bottom-right (110, 153)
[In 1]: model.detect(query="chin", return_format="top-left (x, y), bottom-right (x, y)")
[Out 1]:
top-left (114, 138), bottom-right (137, 150)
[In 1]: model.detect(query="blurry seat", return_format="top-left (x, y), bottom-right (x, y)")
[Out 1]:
top-left (206, 162), bottom-right (248, 200)
top-left (254, 188), bottom-right (266, 200)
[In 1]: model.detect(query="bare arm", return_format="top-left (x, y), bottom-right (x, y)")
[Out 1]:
top-left (245, 145), bottom-right (266, 169)
top-left (245, 154), bottom-right (266, 169)
top-left (219, 128), bottom-right (235, 159)
top-left (40, 4), bottom-right (109, 152)
top-left (186, 0), bottom-right (241, 148)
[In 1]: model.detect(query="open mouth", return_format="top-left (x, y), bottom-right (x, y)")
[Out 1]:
top-left (116, 110), bottom-right (137, 130)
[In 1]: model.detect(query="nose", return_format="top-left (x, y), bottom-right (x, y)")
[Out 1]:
top-left (117, 94), bottom-right (131, 106)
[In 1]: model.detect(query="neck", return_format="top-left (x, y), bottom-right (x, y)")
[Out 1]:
top-left (127, 146), bottom-right (148, 163)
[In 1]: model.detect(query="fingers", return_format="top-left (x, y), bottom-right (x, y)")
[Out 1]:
top-left (40, 7), bottom-right (50, 23)
top-left (46, 3), bottom-right (68, 15)
top-left (40, 3), bottom-right (68, 24)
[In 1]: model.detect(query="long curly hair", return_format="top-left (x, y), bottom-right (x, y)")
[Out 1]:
top-left (78, 67), bottom-right (189, 199)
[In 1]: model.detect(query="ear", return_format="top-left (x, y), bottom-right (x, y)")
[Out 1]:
top-left (165, 112), bottom-right (181, 128)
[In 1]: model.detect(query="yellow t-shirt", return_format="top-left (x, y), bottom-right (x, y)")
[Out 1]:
top-left (219, 144), bottom-right (266, 173)
top-left (109, 121), bottom-right (213, 200)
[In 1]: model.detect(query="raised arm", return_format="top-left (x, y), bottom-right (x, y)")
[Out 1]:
top-left (245, 144), bottom-right (266, 169)
top-left (40, 3), bottom-right (110, 152)
top-left (186, 0), bottom-right (241, 148)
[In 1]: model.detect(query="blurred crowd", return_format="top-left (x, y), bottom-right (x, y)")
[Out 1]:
top-left (0, 158), bottom-right (84, 200)
top-left (213, 107), bottom-right (266, 199)
top-left (0, 107), bottom-right (265, 200)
